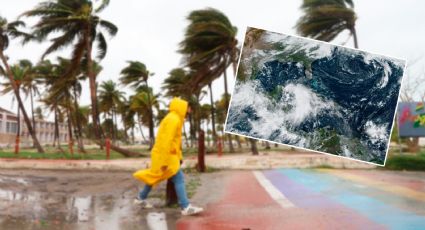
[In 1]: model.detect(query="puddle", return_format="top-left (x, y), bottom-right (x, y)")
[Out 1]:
top-left (147, 212), bottom-right (168, 230)
top-left (73, 196), bottom-right (92, 222)
top-left (0, 189), bottom-right (42, 201)
top-left (0, 176), bottom-right (30, 185)
top-left (0, 172), bottom-right (182, 229)
top-left (0, 188), bottom-right (179, 229)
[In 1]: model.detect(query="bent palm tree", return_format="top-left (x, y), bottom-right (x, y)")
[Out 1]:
top-left (23, 0), bottom-right (118, 140)
top-left (162, 68), bottom-right (192, 100)
top-left (296, 0), bottom-right (359, 48)
top-left (98, 80), bottom-right (125, 142)
top-left (17, 60), bottom-right (42, 143)
top-left (120, 61), bottom-right (155, 148)
top-left (129, 86), bottom-right (160, 147)
top-left (0, 17), bottom-right (44, 153)
top-left (180, 8), bottom-right (239, 152)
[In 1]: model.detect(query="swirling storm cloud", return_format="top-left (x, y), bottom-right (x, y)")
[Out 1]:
top-left (225, 29), bottom-right (405, 165)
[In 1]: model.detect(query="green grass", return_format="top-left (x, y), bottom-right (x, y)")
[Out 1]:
top-left (0, 146), bottom-right (130, 160)
top-left (186, 173), bottom-right (201, 198)
top-left (384, 152), bottom-right (425, 171)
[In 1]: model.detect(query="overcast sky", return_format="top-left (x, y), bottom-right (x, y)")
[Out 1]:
top-left (1, 0), bottom-right (424, 123)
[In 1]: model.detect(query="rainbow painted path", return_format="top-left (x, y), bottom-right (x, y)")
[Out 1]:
top-left (178, 169), bottom-right (425, 229)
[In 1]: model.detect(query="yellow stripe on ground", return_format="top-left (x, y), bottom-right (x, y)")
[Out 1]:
top-left (317, 169), bottom-right (425, 203)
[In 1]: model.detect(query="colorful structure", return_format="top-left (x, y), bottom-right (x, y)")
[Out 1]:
top-left (397, 102), bottom-right (425, 137)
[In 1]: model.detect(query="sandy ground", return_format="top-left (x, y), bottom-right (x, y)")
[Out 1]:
top-left (0, 169), bottom-right (221, 230)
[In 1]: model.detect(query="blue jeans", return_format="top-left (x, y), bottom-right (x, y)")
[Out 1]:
top-left (138, 169), bottom-right (190, 209)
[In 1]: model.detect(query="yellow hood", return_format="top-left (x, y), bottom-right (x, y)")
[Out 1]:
top-left (169, 97), bottom-right (188, 120)
top-left (133, 97), bottom-right (188, 186)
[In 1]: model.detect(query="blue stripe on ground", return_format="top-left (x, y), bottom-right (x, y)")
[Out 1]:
top-left (277, 169), bottom-right (425, 230)
top-left (263, 169), bottom-right (385, 229)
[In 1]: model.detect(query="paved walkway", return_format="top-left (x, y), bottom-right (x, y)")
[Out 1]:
top-left (0, 152), bottom-right (376, 171)
top-left (178, 169), bottom-right (425, 230)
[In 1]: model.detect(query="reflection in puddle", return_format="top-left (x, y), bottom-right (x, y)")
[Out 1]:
top-left (147, 212), bottom-right (168, 230)
top-left (0, 189), bottom-right (42, 201)
top-left (0, 175), bottom-right (177, 229)
top-left (73, 196), bottom-right (92, 222)
top-left (0, 176), bottom-right (30, 185)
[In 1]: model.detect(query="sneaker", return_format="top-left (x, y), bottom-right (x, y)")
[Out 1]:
top-left (181, 204), bottom-right (204, 216)
top-left (134, 198), bottom-right (154, 209)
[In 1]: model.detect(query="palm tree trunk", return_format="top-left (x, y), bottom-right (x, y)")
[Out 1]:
top-left (189, 113), bottom-right (194, 147)
top-left (85, 26), bottom-right (101, 142)
top-left (223, 62), bottom-right (235, 153)
top-left (235, 135), bottom-right (242, 149)
top-left (183, 122), bottom-right (189, 147)
top-left (0, 51), bottom-right (44, 153)
top-left (249, 138), bottom-right (259, 155)
top-left (351, 27), bottom-right (359, 49)
top-left (145, 81), bottom-right (155, 149)
top-left (30, 89), bottom-right (36, 145)
top-left (73, 85), bottom-right (86, 153)
top-left (114, 109), bottom-right (118, 145)
top-left (208, 83), bottom-right (217, 146)
top-left (138, 121), bottom-right (147, 142)
top-left (66, 105), bottom-right (74, 156)
top-left (54, 105), bottom-right (63, 152)
top-left (53, 107), bottom-right (57, 147)
top-left (195, 94), bottom-right (202, 133)
top-left (84, 25), bottom-right (133, 156)
top-left (131, 126), bottom-right (135, 144)
top-left (265, 141), bottom-right (271, 149)
top-left (110, 112), bottom-right (115, 143)
top-left (15, 101), bottom-right (20, 154)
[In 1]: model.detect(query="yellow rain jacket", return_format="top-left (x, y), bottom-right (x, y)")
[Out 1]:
top-left (133, 97), bottom-right (188, 186)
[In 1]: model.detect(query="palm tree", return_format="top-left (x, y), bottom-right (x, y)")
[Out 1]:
top-left (35, 106), bottom-right (44, 120)
top-left (0, 16), bottom-right (44, 153)
top-left (179, 8), bottom-right (239, 152)
top-left (162, 68), bottom-right (192, 100)
top-left (32, 60), bottom-right (56, 146)
top-left (23, 0), bottom-right (118, 140)
top-left (18, 60), bottom-right (41, 139)
top-left (37, 59), bottom-right (74, 153)
top-left (98, 80), bottom-right (125, 142)
top-left (295, 0), bottom-right (359, 48)
top-left (129, 86), bottom-right (160, 146)
top-left (179, 8), bottom-right (239, 97)
top-left (119, 100), bottom-right (136, 144)
top-left (249, 139), bottom-right (259, 155)
top-left (120, 61), bottom-right (155, 148)
top-left (1, 63), bottom-right (25, 154)
top-left (162, 68), bottom-right (198, 146)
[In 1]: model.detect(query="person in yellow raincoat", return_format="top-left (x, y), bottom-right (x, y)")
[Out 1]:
top-left (133, 97), bottom-right (203, 216)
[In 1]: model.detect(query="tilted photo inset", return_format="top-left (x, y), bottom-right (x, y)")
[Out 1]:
top-left (225, 27), bottom-right (406, 165)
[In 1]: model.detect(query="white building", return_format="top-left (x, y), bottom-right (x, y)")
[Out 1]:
top-left (0, 107), bottom-right (68, 147)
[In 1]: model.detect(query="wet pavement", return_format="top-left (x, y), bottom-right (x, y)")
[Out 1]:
top-left (3, 168), bottom-right (425, 229)
top-left (0, 170), bottom-right (182, 230)
top-left (180, 169), bottom-right (425, 229)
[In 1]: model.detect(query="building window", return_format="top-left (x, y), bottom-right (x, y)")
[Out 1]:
top-left (6, 122), bottom-right (18, 133)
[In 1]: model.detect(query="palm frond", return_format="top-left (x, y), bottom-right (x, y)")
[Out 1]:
top-left (95, 0), bottom-right (110, 13)
top-left (99, 20), bottom-right (118, 36)
top-left (96, 32), bottom-right (107, 60)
